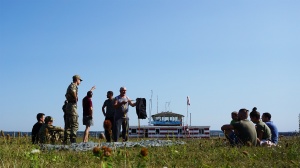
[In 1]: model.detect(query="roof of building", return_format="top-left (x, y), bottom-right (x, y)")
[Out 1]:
top-left (151, 111), bottom-right (184, 117)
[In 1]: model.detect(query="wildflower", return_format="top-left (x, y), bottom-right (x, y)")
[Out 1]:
top-left (6, 134), bottom-right (10, 140)
top-left (1, 130), bottom-right (4, 137)
top-left (93, 146), bottom-right (101, 155)
top-left (105, 147), bottom-right (112, 153)
top-left (104, 151), bottom-right (111, 157)
top-left (101, 146), bottom-right (108, 151)
top-left (18, 132), bottom-right (21, 138)
top-left (140, 147), bottom-right (148, 157)
top-left (31, 149), bottom-right (41, 154)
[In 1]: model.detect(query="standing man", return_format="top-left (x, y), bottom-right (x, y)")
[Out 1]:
top-left (113, 87), bottom-right (136, 142)
top-left (82, 86), bottom-right (96, 142)
top-left (64, 75), bottom-right (82, 144)
top-left (102, 91), bottom-right (115, 142)
top-left (31, 113), bottom-right (45, 144)
top-left (262, 112), bottom-right (279, 145)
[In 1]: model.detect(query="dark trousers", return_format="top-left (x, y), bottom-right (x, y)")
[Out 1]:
top-left (113, 118), bottom-right (129, 142)
top-left (104, 117), bottom-right (114, 142)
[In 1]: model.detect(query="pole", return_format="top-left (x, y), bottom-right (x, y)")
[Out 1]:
top-left (186, 103), bottom-right (188, 127)
top-left (190, 113), bottom-right (191, 126)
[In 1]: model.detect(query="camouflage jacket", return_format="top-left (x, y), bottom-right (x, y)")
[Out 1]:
top-left (38, 123), bottom-right (64, 143)
top-left (65, 83), bottom-right (78, 103)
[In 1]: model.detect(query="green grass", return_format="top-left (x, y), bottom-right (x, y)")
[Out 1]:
top-left (0, 135), bottom-right (299, 168)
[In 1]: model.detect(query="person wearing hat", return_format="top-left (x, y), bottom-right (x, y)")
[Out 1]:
top-left (38, 116), bottom-right (64, 144)
top-left (64, 75), bottom-right (83, 144)
top-left (82, 86), bottom-right (96, 142)
top-left (102, 91), bottom-right (116, 142)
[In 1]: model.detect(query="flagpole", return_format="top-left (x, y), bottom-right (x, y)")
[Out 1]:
top-left (186, 96), bottom-right (190, 127)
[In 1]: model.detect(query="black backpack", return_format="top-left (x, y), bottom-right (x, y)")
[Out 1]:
top-left (136, 98), bottom-right (147, 119)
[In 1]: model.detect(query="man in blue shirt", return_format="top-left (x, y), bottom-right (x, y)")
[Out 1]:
top-left (262, 112), bottom-right (279, 144)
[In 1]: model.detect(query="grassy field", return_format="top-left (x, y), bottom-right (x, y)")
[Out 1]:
top-left (0, 134), bottom-right (299, 168)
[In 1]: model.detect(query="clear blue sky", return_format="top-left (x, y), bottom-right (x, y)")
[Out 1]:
top-left (1, 1), bottom-right (299, 132)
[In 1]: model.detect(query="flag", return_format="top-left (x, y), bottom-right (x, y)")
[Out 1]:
top-left (187, 96), bottom-right (190, 105)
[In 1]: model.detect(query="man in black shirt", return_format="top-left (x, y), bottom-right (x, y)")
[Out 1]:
top-left (31, 113), bottom-right (45, 144)
top-left (102, 91), bottom-right (115, 142)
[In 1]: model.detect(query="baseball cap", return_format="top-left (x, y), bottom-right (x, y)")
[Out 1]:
top-left (45, 116), bottom-right (54, 123)
top-left (73, 75), bottom-right (83, 81)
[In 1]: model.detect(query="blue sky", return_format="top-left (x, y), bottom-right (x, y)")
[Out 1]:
top-left (1, 1), bottom-right (299, 132)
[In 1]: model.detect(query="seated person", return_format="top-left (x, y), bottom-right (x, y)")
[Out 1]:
top-left (31, 113), bottom-right (45, 144)
top-left (230, 111), bottom-right (238, 125)
top-left (221, 108), bottom-right (257, 146)
top-left (38, 116), bottom-right (64, 144)
top-left (250, 107), bottom-right (272, 146)
top-left (262, 112), bottom-right (278, 145)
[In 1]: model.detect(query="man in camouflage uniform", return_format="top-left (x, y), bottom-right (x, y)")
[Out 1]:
top-left (64, 75), bottom-right (82, 144)
top-left (38, 116), bottom-right (64, 144)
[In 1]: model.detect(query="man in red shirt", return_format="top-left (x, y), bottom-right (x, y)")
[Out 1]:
top-left (82, 86), bottom-right (95, 142)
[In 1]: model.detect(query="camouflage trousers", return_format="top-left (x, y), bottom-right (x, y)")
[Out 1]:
top-left (64, 103), bottom-right (79, 143)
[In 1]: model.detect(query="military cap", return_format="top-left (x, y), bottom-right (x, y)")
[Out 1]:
top-left (73, 75), bottom-right (83, 81)
top-left (45, 116), bottom-right (54, 123)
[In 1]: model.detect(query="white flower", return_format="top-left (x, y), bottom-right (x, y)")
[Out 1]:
top-left (31, 149), bottom-right (41, 154)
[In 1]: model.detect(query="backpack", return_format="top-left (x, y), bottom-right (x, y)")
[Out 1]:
top-left (136, 98), bottom-right (147, 119)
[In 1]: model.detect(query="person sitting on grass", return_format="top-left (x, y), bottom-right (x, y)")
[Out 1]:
top-left (262, 112), bottom-right (279, 145)
top-left (221, 108), bottom-right (257, 146)
top-left (31, 113), bottom-right (45, 144)
top-left (250, 107), bottom-right (272, 146)
top-left (38, 116), bottom-right (64, 144)
top-left (230, 111), bottom-right (239, 125)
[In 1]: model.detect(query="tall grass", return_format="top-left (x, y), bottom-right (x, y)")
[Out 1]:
top-left (0, 135), bottom-right (299, 167)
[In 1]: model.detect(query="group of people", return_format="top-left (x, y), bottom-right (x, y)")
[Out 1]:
top-left (221, 107), bottom-right (278, 146)
top-left (32, 74), bottom-right (137, 144)
top-left (63, 74), bottom-right (136, 143)
top-left (31, 113), bottom-right (64, 144)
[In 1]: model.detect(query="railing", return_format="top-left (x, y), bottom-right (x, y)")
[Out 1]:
top-left (150, 121), bottom-right (182, 125)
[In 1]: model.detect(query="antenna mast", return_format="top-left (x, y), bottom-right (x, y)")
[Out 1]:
top-left (148, 90), bottom-right (153, 126)
top-left (157, 95), bottom-right (158, 114)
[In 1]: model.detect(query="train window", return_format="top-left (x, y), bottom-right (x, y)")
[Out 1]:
top-left (156, 129), bottom-right (160, 134)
